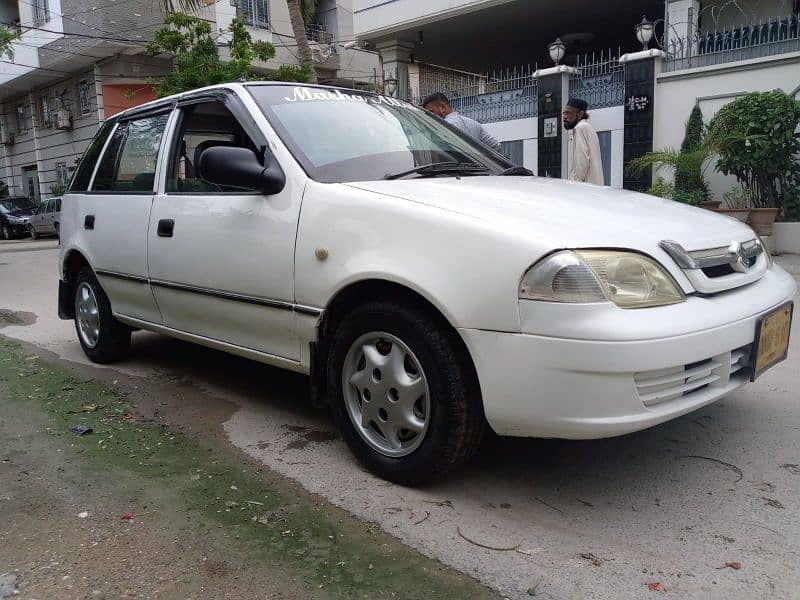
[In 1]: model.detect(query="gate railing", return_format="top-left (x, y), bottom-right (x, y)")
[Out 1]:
top-left (664, 13), bottom-right (800, 71)
top-left (568, 51), bottom-right (625, 110)
top-left (409, 63), bottom-right (537, 123)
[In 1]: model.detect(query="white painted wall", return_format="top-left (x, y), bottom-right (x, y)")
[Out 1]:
top-left (654, 52), bottom-right (800, 203)
top-left (0, 0), bottom-right (64, 87)
top-left (483, 117), bottom-right (537, 171)
top-left (354, 0), bottom-right (514, 37)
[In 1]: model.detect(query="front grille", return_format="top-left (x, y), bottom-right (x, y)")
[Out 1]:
top-left (634, 345), bottom-right (751, 407)
top-left (701, 255), bottom-right (757, 279)
top-left (660, 239), bottom-right (767, 294)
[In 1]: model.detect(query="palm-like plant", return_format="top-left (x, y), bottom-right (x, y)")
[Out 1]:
top-left (626, 145), bottom-right (714, 204)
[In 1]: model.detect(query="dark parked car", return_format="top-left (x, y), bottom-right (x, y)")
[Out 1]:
top-left (0, 197), bottom-right (36, 240)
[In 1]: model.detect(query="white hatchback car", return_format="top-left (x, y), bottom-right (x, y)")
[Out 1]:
top-left (59, 83), bottom-right (795, 484)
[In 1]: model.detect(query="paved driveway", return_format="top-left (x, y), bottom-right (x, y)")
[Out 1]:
top-left (2, 239), bottom-right (799, 599)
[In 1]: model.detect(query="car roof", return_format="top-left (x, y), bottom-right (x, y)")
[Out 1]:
top-left (108, 82), bottom-right (383, 122)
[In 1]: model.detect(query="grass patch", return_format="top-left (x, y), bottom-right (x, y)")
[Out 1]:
top-left (0, 337), bottom-right (498, 599)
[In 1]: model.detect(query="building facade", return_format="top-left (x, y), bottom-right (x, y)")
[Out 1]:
top-left (353, 0), bottom-right (800, 196)
top-left (0, 0), bottom-right (378, 202)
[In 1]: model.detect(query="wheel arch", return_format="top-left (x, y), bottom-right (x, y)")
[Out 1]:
top-left (313, 278), bottom-right (480, 406)
top-left (58, 249), bottom-right (93, 319)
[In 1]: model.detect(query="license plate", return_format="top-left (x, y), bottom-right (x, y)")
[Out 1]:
top-left (752, 302), bottom-right (793, 380)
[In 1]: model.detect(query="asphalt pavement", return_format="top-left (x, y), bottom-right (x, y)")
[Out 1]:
top-left (2, 238), bottom-right (799, 600)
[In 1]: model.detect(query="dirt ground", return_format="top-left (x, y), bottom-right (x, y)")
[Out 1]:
top-left (0, 337), bottom-right (499, 600)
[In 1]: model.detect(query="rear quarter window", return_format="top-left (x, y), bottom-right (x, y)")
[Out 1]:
top-left (69, 120), bottom-right (116, 192)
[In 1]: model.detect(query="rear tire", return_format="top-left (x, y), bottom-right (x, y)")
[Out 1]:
top-left (73, 267), bottom-right (131, 363)
top-left (0, 224), bottom-right (10, 240)
top-left (327, 300), bottom-right (485, 485)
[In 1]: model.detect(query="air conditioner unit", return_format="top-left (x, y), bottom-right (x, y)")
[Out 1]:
top-left (53, 109), bottom-right (72, 130)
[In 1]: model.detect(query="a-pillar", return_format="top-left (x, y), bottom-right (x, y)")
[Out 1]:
top-left (533, 65), bottom-right (577, 179)
top-left (619, 49), bottom-right (666, 191)
top-left (375, 41), bottom-right (415, 100)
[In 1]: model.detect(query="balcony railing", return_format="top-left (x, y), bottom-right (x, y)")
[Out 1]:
top-left (665, 13), bottom-right (800, 71)
top-left (307, 24), bottom-right (334, 46)
top-left (568, 52), bottom-right (625, 109)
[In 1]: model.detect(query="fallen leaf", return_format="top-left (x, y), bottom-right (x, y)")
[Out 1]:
top-left (647, 582), bottom-right (666, 592)
top-left (83, 404), bottom-right (98, 412)
top-left (762, 497), bottom-right (785, 509)
top-left (721, 561), bottom-right (742, 570)
top-left (578, 552), bottom-right (602, 566)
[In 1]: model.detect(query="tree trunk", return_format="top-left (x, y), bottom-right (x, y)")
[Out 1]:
top-left (286, 0), bottom-right (318, 84)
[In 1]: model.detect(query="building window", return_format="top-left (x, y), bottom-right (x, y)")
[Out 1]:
top-left (32, 0), bottom-right (50, 26)
top-left (16, 104), bottom-right (29, 132)
top-left (78, 80), bottom-right (92, 115)
top-left (56, 162), bottom-right (68, 184)
top-left (40, 96), bottom-right (52, 127)
top-left (238, 0), bottom-right (270, 29)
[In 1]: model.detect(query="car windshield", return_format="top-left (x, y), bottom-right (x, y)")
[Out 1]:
top-left (0, 198), bottom-right (35, 214)
top-left (248, 85), bottom-right (511, 183)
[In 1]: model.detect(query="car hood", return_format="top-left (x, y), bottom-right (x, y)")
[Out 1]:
top-left (4, 209), bottom-right (33, 218)
top-left (344, 176), bottom-right (753, 252)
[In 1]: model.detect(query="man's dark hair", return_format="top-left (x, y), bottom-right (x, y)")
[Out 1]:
top-left (422, 92), bottom-right (450, 108)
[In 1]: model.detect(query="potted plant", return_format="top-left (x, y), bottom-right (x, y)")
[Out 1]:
top-left (718, 185), bottom-right (752, 224)
top-left (709, 90), bottom-right (800, 236)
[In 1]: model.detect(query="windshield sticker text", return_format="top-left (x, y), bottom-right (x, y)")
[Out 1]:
top-left (283, 87), bottom-right (415, 109)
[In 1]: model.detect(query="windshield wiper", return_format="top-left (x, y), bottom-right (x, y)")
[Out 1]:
top-left (500, 166), bottom-right (534, 176)
top-left (384, 161), bottom-right (490, 180)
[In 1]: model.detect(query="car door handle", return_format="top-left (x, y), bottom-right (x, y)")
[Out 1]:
top-left (84, 215), bottom-right (95, 230)
top-left (157, 219), bottom-right (174, 237)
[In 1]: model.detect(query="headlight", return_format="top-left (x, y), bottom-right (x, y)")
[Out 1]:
top-left (755, 234), bottom-right (773, 268)
top-left (519, 250), bottom-right (686, 308)
top-left (7, 216), bottom-right (27, 224)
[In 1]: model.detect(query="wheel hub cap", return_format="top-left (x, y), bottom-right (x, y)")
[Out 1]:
top-left (75, 282), bottom-right (100, 348)
top-left (342, 332), bottom-right (430, 457)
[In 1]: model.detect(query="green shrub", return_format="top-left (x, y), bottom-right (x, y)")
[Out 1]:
top-left (709, 90), bottom-right (800, 209)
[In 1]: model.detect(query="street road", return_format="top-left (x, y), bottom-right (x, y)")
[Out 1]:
top-left (2, 238), bottom-right (799, 599)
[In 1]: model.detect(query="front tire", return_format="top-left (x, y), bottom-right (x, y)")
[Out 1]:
top-left (28, 224), bottom-right (38, 240)
top-left (0, 224), bottom-right (10, 240)
top-left (327, 301), bottom-right (485, 485)
top-left (73, 267), bottom-right (131, 363)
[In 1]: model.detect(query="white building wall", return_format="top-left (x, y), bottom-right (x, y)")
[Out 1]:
top-left (483, 117), bottom-right (537, 171)
top-left (0, 0), bottom-right (64, 87)
top-left (654, 52), bottom-right (800, 203)
top-left (354, 0), bottom-right (511, 37)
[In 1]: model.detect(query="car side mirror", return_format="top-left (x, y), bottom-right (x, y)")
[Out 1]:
top-left (197, 146), bottom-right (286, 195)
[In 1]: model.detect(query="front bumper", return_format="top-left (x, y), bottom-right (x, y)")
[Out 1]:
top-left (460, 266), bottom-right (796, 439)
top-left (4, 222), bottom-right (29, 236)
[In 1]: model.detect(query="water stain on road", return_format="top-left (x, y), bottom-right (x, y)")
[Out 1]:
top-left (281, 424), bottom-right (339, 451)
top-left (0, 309), bottom-right (37, 329)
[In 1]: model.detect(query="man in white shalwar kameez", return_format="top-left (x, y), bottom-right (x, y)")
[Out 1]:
top-left (563, 97), bottom-right (604, 186)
